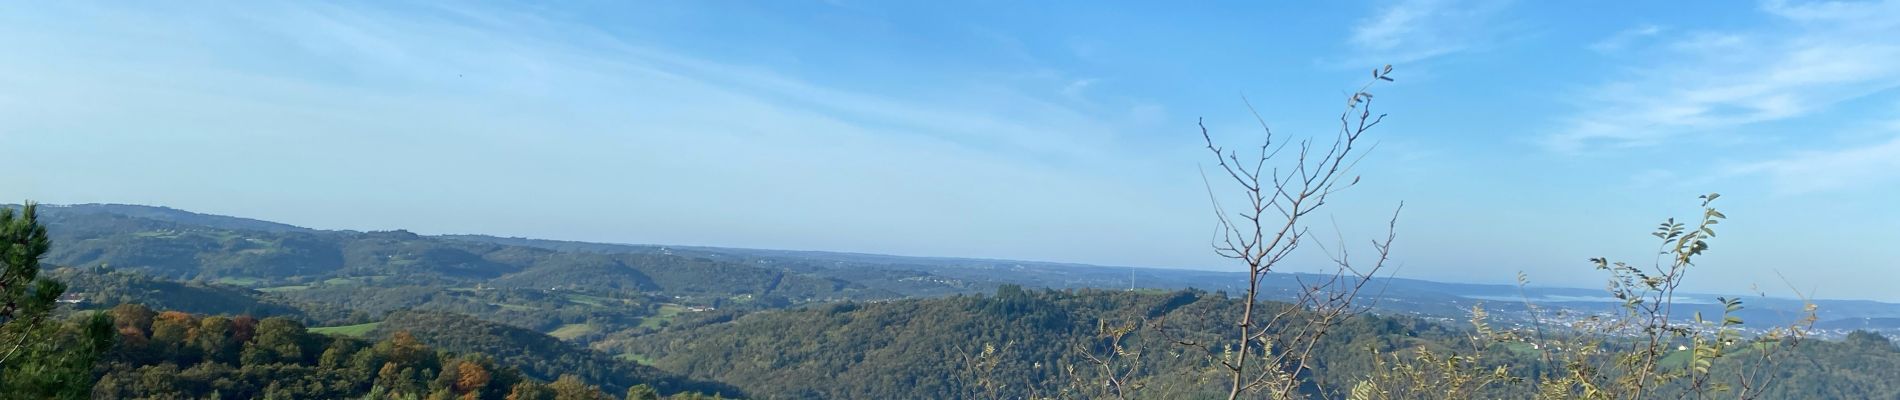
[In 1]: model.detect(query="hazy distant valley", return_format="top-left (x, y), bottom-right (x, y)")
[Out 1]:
top-left (10, 202), bottom-right (1898, 398)
top-left (36, 203), bottom-right (1896, 339)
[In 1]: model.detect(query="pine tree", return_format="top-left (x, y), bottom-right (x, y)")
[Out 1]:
top-left (1, 202), bottom-right (61, 363)
top-left (0, 203), bottom-right (115, 399)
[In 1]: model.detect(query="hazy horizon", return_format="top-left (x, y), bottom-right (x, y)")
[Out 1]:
top-left (6, 1), bottom-right (1899, 301)
top-left (21, 201), bottom-right (1890, 305)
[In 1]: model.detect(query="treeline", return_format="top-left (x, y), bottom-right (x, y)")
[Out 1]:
top-left (35, 206), bottom-right (892, 304)
top-left (2, 200), bottom-right (735, 399)
top-left (615, 286), bottom-right (1900, 399)
top-left (47, 266), bottom-right (307, 319)
top-left (612, 286), bottom-right (1446, 399)
top-left (1696, 330), bottom-right (1900, 399)
top-left (85, 303), bottom-right (735, 399)
top-left (29, 205), bottom-right (914, 351)
top-left (373, 310), bottom-right (742, 397)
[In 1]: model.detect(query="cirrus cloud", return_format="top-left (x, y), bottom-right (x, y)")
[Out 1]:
top-left (1545, 0), bottom-right (1900, 152)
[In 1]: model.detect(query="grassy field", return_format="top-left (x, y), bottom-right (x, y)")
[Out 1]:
top-left (1656, 342), bottom-right (1773, 370)
top-left (309, 322), bottom-right (381, 337)
top-left (616, 353), bottom-right (655, 365)
top-left (133, 231), bottom-right (185, 239)
top-left (637, 304), bottom-right (687, 329)
top-left (492, 303), bottom-right (537, 311)
top-left (1503, 342), bottom-right (1539, 356)
top-left (216, 277), bottom-right (263, 286)
top-left (566, 293), bottom-right (613, 307)
top-left (1659, 349), bottom-right (1692, 368)
top-left (257, 285), bottom-right (311, 293)
top-left (549, 323), bottom-right (601, 340)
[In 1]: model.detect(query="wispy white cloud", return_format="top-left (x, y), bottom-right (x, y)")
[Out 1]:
top-left (1347, 0), bottom-right (1512, 64)
top-left (0, 2), bottom-right (1204, 266)
top-left (1057, 78), bottom-right (1102, 106)
top-left (1588, 24), bottom-right (1664, 53)
top-left (1726, 134), bottom-right (1900, 195)
top-left (1545, 0), bottom-right (1900, 152)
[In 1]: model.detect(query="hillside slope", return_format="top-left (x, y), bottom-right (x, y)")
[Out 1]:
top-left (374, 310), bottom-right (742, 397)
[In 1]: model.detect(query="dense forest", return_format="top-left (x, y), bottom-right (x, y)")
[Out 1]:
top-left (29, 204), bottom-right (922, 334)
top-left (611, 286), bottom-right (1900, 399)
top-left (7, 203), bottom-right (1900, 399)
top-left (610, 287), bottom-right (1415, 399)
top-left (371, 310), bottom-right (739, 396)
top-left (5, 204), bottom-right (737, 399)
top-left (17, 0), bottom-right (1900, 397)
top-left (80, 303), bottom-right (736, 399)
top-left (37, 206), bottom-right (894, 303)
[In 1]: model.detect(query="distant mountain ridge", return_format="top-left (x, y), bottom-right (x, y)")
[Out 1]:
top-left (31, 202), bottom-right (1900, 331)
top-left (29, 203), bottom-right (314, 233)
top-left (27, 203), bottom-right (896, 309)
top-left (35, 203), bottom-right (1896, 400)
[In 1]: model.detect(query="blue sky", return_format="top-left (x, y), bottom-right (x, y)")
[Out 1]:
top-left (3, 1), bottom-right (1897, 300)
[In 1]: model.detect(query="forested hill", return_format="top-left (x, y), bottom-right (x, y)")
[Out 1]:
top-left (372, 310), bottom-right (741, 396)
top-left (83, 303), bottom-right (733, 399)
top-left (30, 203), bottom-right (1900, 334)
top-left (604, 288), bottom-right (1422, 399)
top-left (29, 203), bottom-right (896, 303)
top-left (14, 203), bottom-right (1900, 399)
top-left (610, 288), bottom-right (1900, 399)
top-left (37, 203), bottom-right (315, 233)
top-left (441, 233), bottom-right (1900, 334)
top-left (46, 266), bottom-right (306, 319)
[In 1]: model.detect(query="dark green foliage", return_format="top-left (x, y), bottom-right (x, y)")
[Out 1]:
top-left (27, 205), bottom-right (921, 349)
top-left (38, 207), bottom-right (341, 279)
top-left (41, 204), bottom-right (313, 234)
top-left (46, 266), bottom-right (305, 318)
top-left (373, 310), bottom-right (742, 398)
top-left (1, 312), bottom-right (114, 399)
top-left (95, 305), bottom-right (428, 399)
top-left (490, 254), bottom-right (660, 293)
top-left (1694, 334), bottom-right (1900, 399)
top-left (89, 305), bottom-right (726, 400)
top-left (285, 283), bottom-right (663, 333)
top-left (611, 254), bottom-right (881, 300)
top-left (35, 206), bottom-right (893, 307)
top-left (15, 203), bottom-right (1900, 399)
top-left (340, 230), bottom-right (520, 279)
top-left (1, 203), bottom-right (59, 327)
top-left (611, 289), bottom-right (1429, 399)
top-left (1844, 330), bottom-right (1893, 348)
top-left (616, 287), bottom-right (1900, 400)
top-left (1, 203), bottom-right (112, 399)
top-left (624, 384), bottom-right (660, 400)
